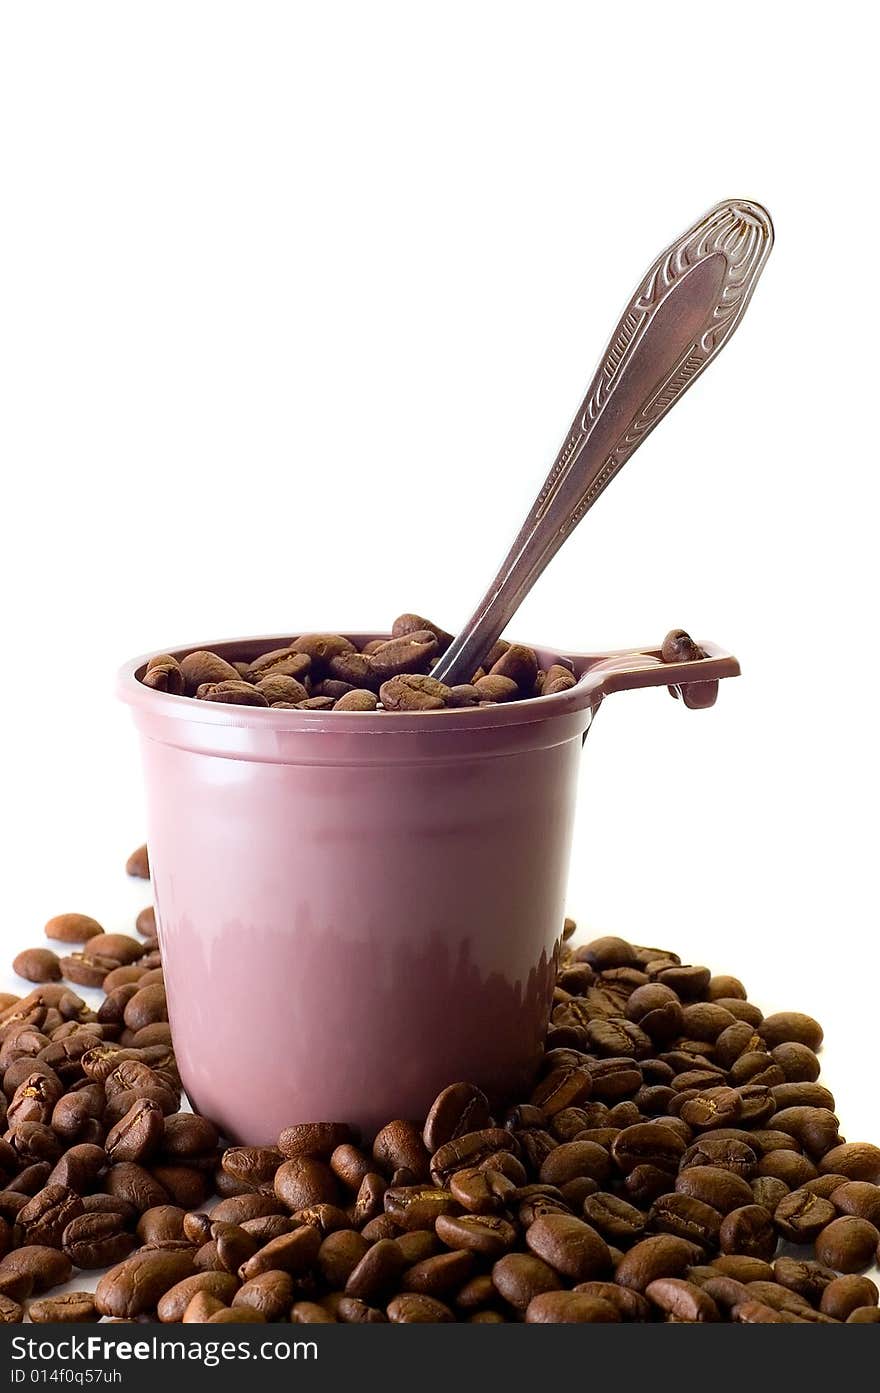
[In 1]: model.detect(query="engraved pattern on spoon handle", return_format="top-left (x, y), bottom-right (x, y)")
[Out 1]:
top-left (434, 199), bottom-right (774, 687)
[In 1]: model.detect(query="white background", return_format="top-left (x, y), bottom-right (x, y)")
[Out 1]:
top-left (1, 0), bottom-right (877, 1177)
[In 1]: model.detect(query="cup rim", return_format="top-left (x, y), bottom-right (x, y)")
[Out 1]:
top-left (117, 630), bottom-right (599, 734)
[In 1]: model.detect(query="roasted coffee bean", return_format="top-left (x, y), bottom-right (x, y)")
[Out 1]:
top-left (625, 985), bottom-right (684, 1042)
top-left (278, 1123), bottom-right (351, 1161)
top-left (240, 1225), bottom-right (322, 1281)
top-left (614, 1235), bottom-right (703, 1292)
top-left (543, 665), bottom-right (577, 696)
top-left (423, 1084), bottom-right (491, 1153)
top-left (759, 1012), bottom-right (824, 1051)
top-left (473, 674), bottom-right (519, 703)
top-left (815, 1216), bottom-right (880, 1273)
top-left (221, 1146), bottom-right (283, 1188)
top-left (197, 679), bottom-right (269, 705)
top-left (525, 1214), bottom-right (611, 1282)
top-left (368, 632), bottom-right (439, 680)
top-left (95, 1246), bottom-right (195, 1317)
top-left (387, 1292), bottom-right (454, 1323)
top-left (179, 651), bottom-right (241, 695)
top-left (330, 1144), bottom-right (373, 1190)
top-left (47, 1144), bottom-right (107, 1193)
top-left (773, 1189), bottom-right (836, 1241)
top-left (8, 1074), bottom-right (62, 1129)
top-left (137, 1206), bottom-right (186, 1245)
top-left (454, 1272), bottom-right (498, 1312)
top-left (122, 985), bottom-right (167, 1033)
top-left (539, 1140), bottom-right (610, 1186)
top-left (491, 1253), bottom-right (562, 1311)
top-left (757, 1149), bottom-right (818, 1187)
top-left (820, 1274), bottom-right (878, 1321)
top-left (435, 1214), bottom-right (516, 1258)
top-left (714, 1022), bottom-right (759, 1070)
top-left (678, 1087), bottom-right (742, 1131)
top-left (80, 1195), bottom-right (136, 1223)
top-left (752, 1177), bottom-right (790, 1211)
top-left (8, 1123), bottom-right (61, 1165)
top-left (820, 1143), bottom-right (880, 1184)
top-left (149, 1167), bottom-right (205, 1212)
top-left (328, 1294), bottom-right (384, 1323)
top-left (579, 1191), bottom-right (644, 1243)
top-left (334, 689), bottom-right (379, 711)
top-left (16, 1185), bottom-right (83, 1247)
top-left (85, 934), bottom-right (145, 968)
top-left (390, 614), bottom-right (453, 651)
top-left (448, 1166), bottom-right (511, 1214)
top-left (0, 1195), bottom-right (28, 1225)
top-left (372, 1121), bottom-right (429, 1180)
top-left (380, 673), bottom-right (451, 710)
top-left (231, 1271), bottom-right (294, 1320)
top-left (62, 1212), bottom-right (137, 1269)
top-left (287, 634), bottom-right (353, 672)
top-left (59, 955), bottom-right (114, 987)
top-left (771, 1107), bottom-right (841, 1158)
top-left (44, 914), bottom-right (104, 945)
top-left (719, 1205), bottom-right (776, 1261)
top-left (731, 1054), bottom-right (784, 1088)
top-left (645, 1276), bottom-right (719, 1321)
top-left (530, 1071), bottom-right (592, 1121)
top-left (28, 1290), bottom-right (97, 1322)
top-left (156, 1271), bottom-right (238, 1322)
top-left (611, 1122), bottom-right (685, 1175)
top-left (624, 1163), bottom-right (676, 1207)
top-left (317, 1229), bottom-right (371, 1287)
top-left (526, 1291), bottom-right (619, 1322)
top-left (240, 1215), bottom-right (293, 1245)
top-left (206, 1305), bottom-right (266, 1324)
top-left (13, 950), bottom-right (62, 985)
top-left (675, 1166), bottom-right (754, 1214)
top-left (274, 1155), bottom-right (340, 1212)
top-left (0, 1245), bottom-right (72, 1293)
top-left (649, 1193), bottom-right (722, 1248)
top-left (585, 1058), bottom-right (642, 1101)
top-left (401, 1249), bottom-right (473, 1296)
top-left (569, 1283), bottom-right (647, 1322)
top-left (744, 1281), bottom-right (818, 1319)
top-left (773, 1256), bottom-right (836, 1302)
top-left (770, 1041), bottom-right (820, 1083)
top-left (429, 1129), bottom-right (512, 1186)
top-left (291, 1294), bottom-right (343, 1322)
top-left (208, 1221), bottom-right (256, 1274)
top-left (383, 1186), bottom-right (457, 1231)
top-left (105, 1163), bottom-right (169, 1213)
top-left (680, 1137), bottom-right (757, 1177)
top-left (576, 937), bottom-right (637, 970)
top-left (771, 1081), bottom-right (835, 1111)
top-left (6, 1163), bottom-right (53, 1196)
top-left (395, 1230), bottom-right (440, 1265)
top-left (830, 1180), bottom-right (880, 1225)
top-left (105, 1099), bottom-right (164, 1164)
top-left (345, 1239), bottom-right (408, 1301)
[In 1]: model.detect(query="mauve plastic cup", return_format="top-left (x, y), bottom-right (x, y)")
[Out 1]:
top-left (118, 633), bottom-right (738, 1143)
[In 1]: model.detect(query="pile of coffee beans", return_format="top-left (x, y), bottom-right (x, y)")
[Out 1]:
top-left (1, 854), bottom-right (877, 1324)
top-left (138, 613), bottom-right (578, 712)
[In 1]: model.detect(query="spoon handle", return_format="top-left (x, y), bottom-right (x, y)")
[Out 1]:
top-left (433, 198), bottom-right (774, 687)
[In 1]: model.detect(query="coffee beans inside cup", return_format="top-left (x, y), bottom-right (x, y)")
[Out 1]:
top-left (0, 852), bottom-right (877, 1323)
top-left (136, 618), bottom-right (708, 713)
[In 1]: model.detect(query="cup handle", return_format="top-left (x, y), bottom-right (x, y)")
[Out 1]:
top-left (568, 639), bottom-right (740, 710)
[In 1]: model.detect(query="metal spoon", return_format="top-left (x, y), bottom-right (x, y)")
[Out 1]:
top-left (432, 198), bottom-right (774, 687)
